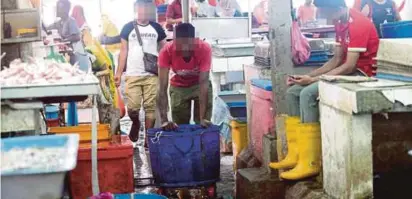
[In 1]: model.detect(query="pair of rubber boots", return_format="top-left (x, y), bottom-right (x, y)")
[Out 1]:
top-left (269, 116), bottom-right (321, 180)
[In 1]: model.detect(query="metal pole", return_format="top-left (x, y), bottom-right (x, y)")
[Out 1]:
top-left (181, 0), bottom-right (190, 23)
top-left (91, 95), bottom-right (99, 195)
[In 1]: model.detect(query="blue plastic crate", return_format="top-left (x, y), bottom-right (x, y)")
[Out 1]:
top-left (1, 135), bottom-right (79, 199)
top-left (1, 134), bottom-right (79, 175)
top-left (381, 20), bottom-right (412, 38)
top-left (226, 102), bottom-right (247, 119)
top-left (157, 4), bottom-right (168, 14)
top-left (45, 105), bottom-right (59, 119)
top-left (147, 125), bottom-right (220, 187)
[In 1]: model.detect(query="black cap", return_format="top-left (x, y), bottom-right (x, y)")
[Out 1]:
top-left (175, 23), bottom-right (195, 38)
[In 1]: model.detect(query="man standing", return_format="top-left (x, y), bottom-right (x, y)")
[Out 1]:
top-left (46, 0), bottom-right (90, 72)
top-left (353, 0), bottom-right (401, 37)
top-left (115, 0), bottom-right (166, 143)
top-left (269, 1), bottom-right (379, 180)
top-left (165, 0), bottom-right (197, 31)
top-left (253, 0), bottom-right (269, 27)
top-left (298, 0), bottom-right (317, 25)
top-left (157, 23), bottom-right (213, 130)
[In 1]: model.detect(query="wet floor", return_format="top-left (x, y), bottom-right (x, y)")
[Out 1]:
top-left (120, 116), bottom-right (235, 199)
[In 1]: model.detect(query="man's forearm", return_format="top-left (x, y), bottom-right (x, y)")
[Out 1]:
top-left (325, 63), bottom-right (357, 76)
top-left (199, 82), bottom-right (208, 121)
top-left (64, 34), bottom-right (81, 43)
top-left (100, 35), bottom-right (121, 45)
top-left (116, 54), bottom-right (126, 76)
top-left (307, 58), bottom-right (340, 77)
top-left (167, 18), bottom-right (182, 25)
top-left (157, 90), bottom-right (169, 123)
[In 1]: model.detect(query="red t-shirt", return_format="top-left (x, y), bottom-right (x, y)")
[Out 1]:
top-left (158, 39), bottom-right (212, 87)
top-left (335, 8), bottom-right (379, 76)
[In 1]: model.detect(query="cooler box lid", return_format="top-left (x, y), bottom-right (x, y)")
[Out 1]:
top-left (226, 101), bottom-right (246, 108)
top-left (251, 79), bottom-right (273, 91)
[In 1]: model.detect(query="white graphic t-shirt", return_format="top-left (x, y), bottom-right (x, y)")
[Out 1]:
top-left (120, 21), bottom-right (166, 76)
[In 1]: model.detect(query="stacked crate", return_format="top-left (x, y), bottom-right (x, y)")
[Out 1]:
top-left (297, 39), bottom-right (329, 67)
top-left (376, 39), bottom-right (412, 81)
top-left (157, 4), bottom-right (168, 26)
top-left (254, 41), bottom-right (271, 67)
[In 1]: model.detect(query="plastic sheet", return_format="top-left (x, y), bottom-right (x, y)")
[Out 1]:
top-left (211, 97), bottom-right (232, 143)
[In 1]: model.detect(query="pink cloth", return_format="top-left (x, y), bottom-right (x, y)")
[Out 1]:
top-left (291, 21), bottom-right (311, 65)
top-left (90, 192), bottom-right (114, 199)
top-left (71, 5), bottom-right (86, 28)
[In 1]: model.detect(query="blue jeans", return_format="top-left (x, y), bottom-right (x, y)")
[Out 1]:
top-left (286, 82), bottom-right (320, 123)
top-left (286, 71), bottom-right (365, 123)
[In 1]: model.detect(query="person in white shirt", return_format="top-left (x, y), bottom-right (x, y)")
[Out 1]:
top-left (114, 0), bottom-right (166, 144)
top-left (193, 0), bottom-right (217, 17)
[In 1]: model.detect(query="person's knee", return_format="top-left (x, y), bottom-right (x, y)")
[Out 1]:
top-left (299, 85), bottom-right (319, 107)
top-left (286, 85), bottom-right (303, 98)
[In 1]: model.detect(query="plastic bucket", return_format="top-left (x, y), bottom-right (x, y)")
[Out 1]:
top-left (231, 119), bottom-right (248, 170)
top-left (381, 21), bottom-right (412, 38)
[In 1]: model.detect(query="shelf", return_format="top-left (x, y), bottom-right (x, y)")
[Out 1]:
top-left (0, 8), bottom-right (38, 14)
top-left (1, 8), bottom-right (42, 44)
top-left (1, 37), bottom-right (41, 44)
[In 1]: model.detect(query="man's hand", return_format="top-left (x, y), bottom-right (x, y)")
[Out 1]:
top-left (161, 121), bottom-right (178, 131)
top-left (287, 76), bottom-right (295, 86)
top-left (200, 119), bottom-right (212, 128)
top-left (292, 75), bottom-right (316, 86)
top-left (114, 74), bottom-right (121, 87)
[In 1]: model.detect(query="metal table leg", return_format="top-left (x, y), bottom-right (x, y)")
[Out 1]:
top-left (91, 95), bottom-right (99, 195)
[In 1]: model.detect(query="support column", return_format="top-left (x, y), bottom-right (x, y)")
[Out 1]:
top-left (268, 0), bottom-right (294, 114)
top-left (181, 0), bottom-right (190, 23)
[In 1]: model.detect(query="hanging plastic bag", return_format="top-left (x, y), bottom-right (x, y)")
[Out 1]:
top-left (211, 96), bottom-right (231, 126)
top-left (291, 21), bottom-right (311, 65)
top-left (211, 96), bottom-right (232, 152)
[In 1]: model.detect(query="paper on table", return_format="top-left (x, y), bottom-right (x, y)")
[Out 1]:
top-left (320, 75), bottom-right (377, 83)
top-left (381, 89), bottom-right (412, 106)
top-left (358, 80), bottom-right (412, 88)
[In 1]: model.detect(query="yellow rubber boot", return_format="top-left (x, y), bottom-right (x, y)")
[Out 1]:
top-left (269, 116), bottom-right (300, 169)
top-left (280, 123), bottom-right (321, 180)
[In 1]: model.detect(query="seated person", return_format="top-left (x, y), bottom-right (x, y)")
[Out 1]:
top-left (269, 1), bottom-right (379, 180)
top-left (157, 23), bottom-right (213, 130)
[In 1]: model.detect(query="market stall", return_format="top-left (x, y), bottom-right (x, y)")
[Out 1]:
top-left (0, 58), bottom-right (102, 197)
